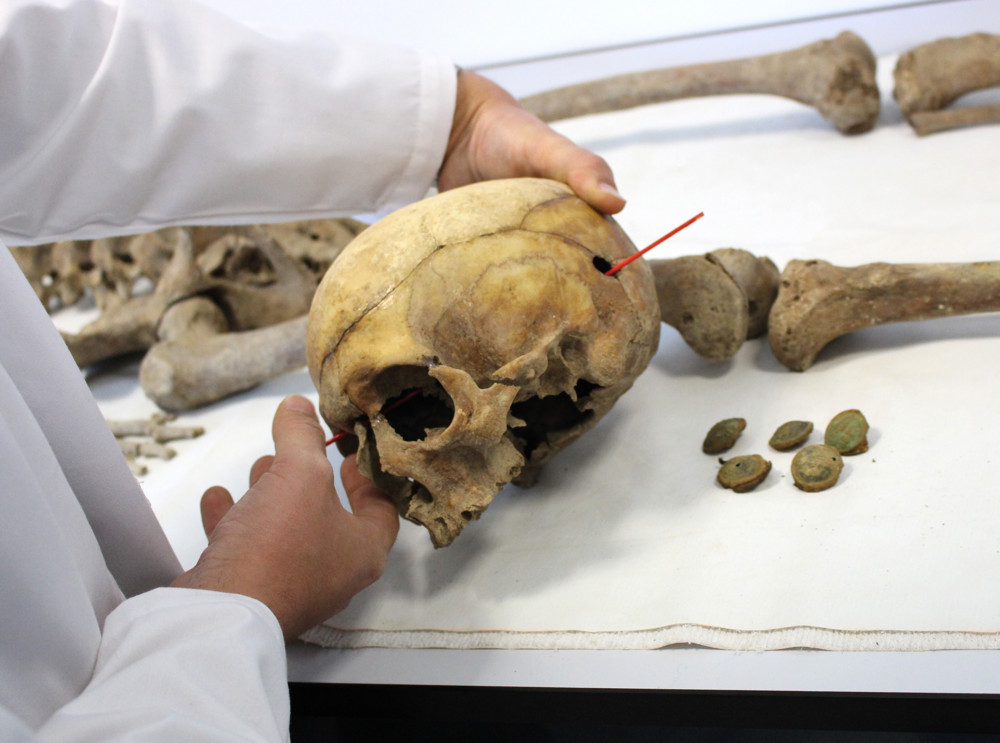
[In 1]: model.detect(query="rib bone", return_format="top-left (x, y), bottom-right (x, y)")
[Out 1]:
top-left (894, 33), bottom-right (1000, 136)
top-left (768, 259), bottom-right (1000, 371)
top-left (520, 32), bottom-right (880, 135)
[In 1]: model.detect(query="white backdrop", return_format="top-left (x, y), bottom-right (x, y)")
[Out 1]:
top-left (193, 0), bottom-right (998, 95)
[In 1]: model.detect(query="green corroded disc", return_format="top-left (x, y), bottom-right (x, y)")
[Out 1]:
top-left (702, 417), bottom-right (746, 454)
top-left (769, 420), bottom-right (813, 451)
top-left (824, 409), bottom-right (869, 455)
top-left (716, 454), bottom-right (771, 493)
top-left (791, 444), bottom-right (844, 492)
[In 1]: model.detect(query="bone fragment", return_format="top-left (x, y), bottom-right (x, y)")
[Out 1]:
top-left (109, 411), bottom-right (203, 475)
top-left (61, 228), bottom-right (201, 366)
top-left (648, 248), bottom-right (779, 361)
top-left (520, 32), bottom-right (880, 135)
top-left (118, 440), bottom-right (176, 460)
top-left (139, 298), bottom-right (308, 411)
top-left (907, 103), bottom-right (1000, 136)
top-left (107, 413), bottom-right (205, 443)
top-left (768, 259), bottom-right (1000, 371)
top-left (894, 33), bottom-right (1000, 135)
top-left (706, 248), bottom-right (780, 339)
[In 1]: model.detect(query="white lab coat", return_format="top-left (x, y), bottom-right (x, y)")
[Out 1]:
top-left (0, 0), bottom-right (454, 738)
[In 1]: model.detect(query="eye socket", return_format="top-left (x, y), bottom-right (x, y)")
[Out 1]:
top-left (371, 365), bottom-right (454, 442)
top-left (509, 379), bottom-right (599, 460)
top-left (383, 387), bottom-right (453, 441)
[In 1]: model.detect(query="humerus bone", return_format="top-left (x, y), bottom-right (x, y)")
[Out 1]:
top-left (893, 33), bottom-right (1000, 135)
top-left (768, 259), bottom-right (1000, 371)
top-left (520, 32), bottom-right (880, 135)
top-left (139, 297), bottom-right (308, 411)
top-left (649, 249), bottom-right (779, 361)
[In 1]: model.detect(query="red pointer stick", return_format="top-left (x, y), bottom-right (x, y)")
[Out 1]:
top-left (325, 388), bottom-right (422, 447)
top-left (323, 212), bottom-right (703, 446)
top-left (604, 211), bottom-right (704, 277)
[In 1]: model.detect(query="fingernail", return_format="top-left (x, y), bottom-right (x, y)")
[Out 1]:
top-left (283, 394), bottom-right (315, 415)
top-left (599, 181), bottom-right (625, 201)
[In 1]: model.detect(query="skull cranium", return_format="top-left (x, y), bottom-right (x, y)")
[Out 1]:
top-left (306, 178), bottom-right (659, 547)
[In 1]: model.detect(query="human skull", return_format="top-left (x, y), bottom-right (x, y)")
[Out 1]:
top-left (306, 178), bottom-right (660, 547)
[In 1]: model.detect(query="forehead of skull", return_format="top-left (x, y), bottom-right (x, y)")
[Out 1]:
top-left (324, 245), bottom-right (651, 434)
top-left (408, 231), bottom-right (619, 373)
top-left (306, 178), bottom-right (633, 384)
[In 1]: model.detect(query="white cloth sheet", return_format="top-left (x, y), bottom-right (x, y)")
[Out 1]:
top-left (89, 55), bottom-right (1000, 652)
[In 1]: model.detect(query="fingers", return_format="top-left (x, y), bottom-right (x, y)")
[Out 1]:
top-left (250, 454), bottom-right (274, 487)
top-left (200, 485), bottom-right (234, 538)
top-left (563, 158), bottom-right (626, 215)
top-left (440, 70), bottom-right (626, 215)
top-left (341, 455), bottom-right (399, 551)
top-left (271, 394), bottom-right (326, 460)
top-left (533, 135), bottom-right (626, 215)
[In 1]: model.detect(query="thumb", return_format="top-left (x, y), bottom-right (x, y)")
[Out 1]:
top-left (272, 394), bottom-right (326, 457)
top-left (541, 138), bottom-right (626, 215)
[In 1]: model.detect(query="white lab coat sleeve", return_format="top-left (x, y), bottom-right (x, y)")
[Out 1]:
top-left (0, 0), bottom-right (456, 246)
top-left (35, 588), bottom-right (291, 743)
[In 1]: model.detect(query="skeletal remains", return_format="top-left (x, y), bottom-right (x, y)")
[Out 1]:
top-left (14, 175), bottom-right (998, 544)
top-left (520, 31), bottom-right (881, 135)
top-left (12, 28), bottom-right (993, 415)
top-left (11, 213), bottom-right (775, 417)
top-left (307, 178), bottom-right (662, 547)
top-left (649, 249), bottom-right (778, 361)
top-left (108, 413), bottom-right (206, 476)
top-left (768, 259), bottom-right (1000, 371)
top-left (11, 219), bottom-right (364, 410)
top-left (9, 29), bottom-right (997, 545)
top-left (523, 30), bottom-right (1000, 138)
top-left (303, 176), bottom-right (1000, 545)
top-left (894, 33), bottom-right (1000, 135)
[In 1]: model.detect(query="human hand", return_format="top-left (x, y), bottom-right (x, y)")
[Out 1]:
top-left (437, 69), bottom-right (626, 215)
top-left (170, 395), bottom-right (399, 640)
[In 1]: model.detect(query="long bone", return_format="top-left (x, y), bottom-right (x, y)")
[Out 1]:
top-left (894, 33), bottom-right (1000, 136)
top-left (768, 259), bottom-right (1000, 371)
top-left (649, 248), bottom-right (779, 361)
top-left (519, 32), bottom-right (880, 135)
top-left (139, 298), bottom-right (309, 411)
top-left (138, 247), bottom-right (779, 411)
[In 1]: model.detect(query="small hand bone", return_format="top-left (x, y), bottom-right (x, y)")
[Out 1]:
top-left (768, 259), bottom-right (1000, 371)
top-left (139, 297), bottom-right (308, 411)
top-left (649, 249), bottom-right (779, 361)
top-left (108, 411), bottom-right (203, 476)
top-left (520, 32), bottom-right (880, 135)
top-left (893, 33), bottom-right (1000, 136)
top-left (107, 413), bottom-right (205, 443)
